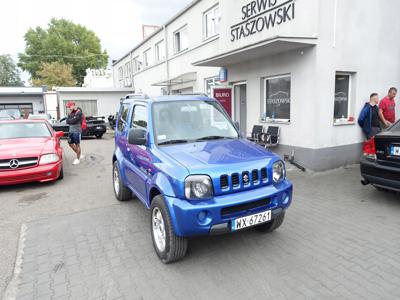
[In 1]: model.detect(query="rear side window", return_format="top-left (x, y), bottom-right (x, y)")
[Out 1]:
top-left (131, 105), bottom-right (148, 129)
top-left (117, 104), bottom-right (130, 132)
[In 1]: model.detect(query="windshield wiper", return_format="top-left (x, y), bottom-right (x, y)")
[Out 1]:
top-left (158, 139), bottom-right (190, 146)
top-left (195, 136), bottom-right (234, 141)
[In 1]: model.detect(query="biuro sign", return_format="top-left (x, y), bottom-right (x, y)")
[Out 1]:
top-left (230, 0), bottom-right (295, 42)
top-left (213, 87), bottom-right (233, 117)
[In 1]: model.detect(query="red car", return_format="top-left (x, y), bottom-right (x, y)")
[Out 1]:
top-left (0, 119), bottom-right (64, 185)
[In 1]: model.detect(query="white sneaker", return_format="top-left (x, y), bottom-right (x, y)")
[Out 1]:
top-left (80, 154), bottom-right (85, 160)
top-left (72, 158), bottom-right (80, 165)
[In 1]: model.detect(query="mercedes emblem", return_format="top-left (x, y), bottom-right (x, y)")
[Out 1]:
top-left (243, 174), bottom-right (249, 184)
top-left (9, 159), bottom-right (19, 169)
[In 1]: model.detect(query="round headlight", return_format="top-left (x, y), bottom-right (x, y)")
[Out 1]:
top-left (185, 175), bottom-right (213, 200)
top-left (273, 161), bottom-right (286, 183)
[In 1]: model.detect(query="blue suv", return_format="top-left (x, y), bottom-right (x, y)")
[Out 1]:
top-left (112, 94), bottom-right (293, 263)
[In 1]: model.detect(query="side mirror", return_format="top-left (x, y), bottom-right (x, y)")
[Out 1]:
top-left (128, 128), bottom-right (147, 146)
top-left (55, 131), bottom-right (64, 138)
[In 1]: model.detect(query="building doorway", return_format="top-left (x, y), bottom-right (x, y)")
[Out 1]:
top-left (234, 82), bottom-right (247, 136)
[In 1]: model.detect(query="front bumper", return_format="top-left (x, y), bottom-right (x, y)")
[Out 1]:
top-left (163, 179), bottom-right (293, 237)
top-left (0, 161), bottom-right (62, 186)
top-left (360, 157), bottom-right (400, 192)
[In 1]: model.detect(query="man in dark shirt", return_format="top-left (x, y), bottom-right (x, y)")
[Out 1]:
top-left (358, 93), bottom-right (381, 139)
top-left (66, 102), bottom-right (83, 165)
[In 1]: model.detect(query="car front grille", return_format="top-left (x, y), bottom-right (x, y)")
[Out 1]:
top-left (221, 198), bottom-right (271, 218)
top-left (0, 157), bottom-right (38, 171)
top-left (219, 167), bottom-right (268, 192)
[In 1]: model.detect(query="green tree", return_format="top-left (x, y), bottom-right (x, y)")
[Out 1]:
top-left (18, 18), bottom-right (108, 86)
top-left (0, 54), bottom-right (24, 86)
top-left (32, 62), bottom-right (76, 87)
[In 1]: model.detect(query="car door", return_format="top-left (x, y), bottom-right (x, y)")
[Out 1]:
top-left (125, 104), bottom-right (151, 201)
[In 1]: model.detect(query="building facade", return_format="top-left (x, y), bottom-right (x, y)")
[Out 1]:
top-left (112, 0), bottom-right (400, 171)
top-left (83, 68), bottom-right (114, 88)
top-left (0, 87), bottom-right (45, 114)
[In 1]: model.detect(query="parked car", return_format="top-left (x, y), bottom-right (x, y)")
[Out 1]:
top-left (29, 113), bottom-right (56, 125)
top-left (0, 109), bottom-right (21, 120)
top-left (361, 120), bottom-right (400, 192)
top-left (0, 119), bottom-right (64, 185)
top-left (52, 116), bottom-right (107, 138)
top-left (112, 94), bottom-right (293, 263)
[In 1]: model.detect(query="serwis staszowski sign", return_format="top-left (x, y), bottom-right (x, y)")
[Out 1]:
top-left (231, 0), bottom-right (296, 42)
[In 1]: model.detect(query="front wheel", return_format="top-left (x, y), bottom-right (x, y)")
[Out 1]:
top-left (113, 161), bottom-right (132, 201)
top-left (95, 134), bottom-right (103, 139)
top-left (255, 211), bottom-right (285, 233)
top-left (150, 195), bottom-right (188, 263)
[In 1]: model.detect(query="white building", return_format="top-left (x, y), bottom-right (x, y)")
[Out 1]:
top-left (0, 87), bottom-right (45, 114)
top-left (112, 0), bottom-right (400, 171)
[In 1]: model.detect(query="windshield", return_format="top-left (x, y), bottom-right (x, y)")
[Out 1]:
top-left (0, 122), bottom-right (52, 139)
top-left (0, 109), bottom-right (21, 119)
top-left (153, 100), bottom-right (238, 145)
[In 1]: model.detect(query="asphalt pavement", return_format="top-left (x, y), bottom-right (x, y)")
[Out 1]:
top-left (1, 134), bottom-right (400, 299)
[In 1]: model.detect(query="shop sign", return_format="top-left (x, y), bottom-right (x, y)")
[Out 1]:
top-left (213, 87), bottom-right (233, 117)
top-left (231, 0), bottom-right (296, 42)
top-left (219, 68), bottom-right (228, 83)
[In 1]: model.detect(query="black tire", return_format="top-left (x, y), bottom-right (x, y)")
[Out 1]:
top-left (255, 211), bottom-right (286, 233)
top-left (58, 167), bottom-right (64, 180)
top-left (112, 161), bottom-right (132, 201)
top-left (150, 195), bottom-right (188, 263)
top-left (95, 134), bottom-right (103, 139)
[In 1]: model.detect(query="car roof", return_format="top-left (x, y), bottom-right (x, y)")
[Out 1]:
top-left (0, 119), bottom-right (48, 124)
top-left (122, 94), bottom-right (215, 105)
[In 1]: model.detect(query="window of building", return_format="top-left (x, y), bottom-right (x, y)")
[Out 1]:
top-left (133, 56), bottom-right (141, 73)
top-left (155, 40), bottom-right (166, 62)
top-left (131, 105), bottom-right (148, 129)
top-left (118, 67), bottom-right (123, 80)
top-left (204, 5), bottom-right (220, 39)
top-left (124, 62), bottom-right (131, 78)
top-left (174, 26), bottom-right (188, 54)
top-left (334, 73), bottom-right (354, 123)
top-left (204, 77), bottom-right (221, 96)
top-left (264, 75), bottom-right (291, 122)
top-left (143, 48), bottom-right (151, 68)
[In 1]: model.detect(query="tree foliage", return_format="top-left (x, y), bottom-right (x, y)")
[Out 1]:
top-left (18, 18), bottom-right (108, 86)
top-left (32, 62), bottom-right (75, 87)
top-left (0, 54), bottom-right (24, 86)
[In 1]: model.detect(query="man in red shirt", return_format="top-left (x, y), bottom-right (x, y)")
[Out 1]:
top-left (379, 87), bottom-right (397, 127)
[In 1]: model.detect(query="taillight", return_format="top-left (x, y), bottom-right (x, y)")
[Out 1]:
top-left (363, 137), bottom-right (376, 160)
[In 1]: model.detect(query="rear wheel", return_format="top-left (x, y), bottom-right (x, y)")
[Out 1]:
top-left (255, 211), bottom-right (285, 233)
top-left (113, 161), bottom-right (132, 201)
top-left (95, 134), bottom-right (103, 139)
top-left (150, 195), bottom-right (188, 263)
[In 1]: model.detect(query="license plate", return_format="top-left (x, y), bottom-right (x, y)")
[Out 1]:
top-left (391, 146), bottom-right (400, 156)
top-left (232, 210), bottom-right (272, 231)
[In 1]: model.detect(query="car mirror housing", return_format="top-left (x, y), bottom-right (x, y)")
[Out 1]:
top-left (55, 131), bottom-right (64, 138)
top-left (128, 128), bottom-right (147, 146)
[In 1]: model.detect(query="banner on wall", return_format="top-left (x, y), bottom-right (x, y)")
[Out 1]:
top-left (212, 87), bottom-right (233, 117)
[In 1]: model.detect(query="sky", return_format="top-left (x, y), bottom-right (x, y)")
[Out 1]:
top-left (0, 0), bottom-right (193, 82)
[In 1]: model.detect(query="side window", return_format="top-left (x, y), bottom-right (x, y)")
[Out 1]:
top-left (131, 105), bottom-right (148, 129)
top-left (117, 104), bottom-right (130, 132)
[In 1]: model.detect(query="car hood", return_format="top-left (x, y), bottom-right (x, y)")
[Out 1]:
top-left (0, 138), bottom-right (55, 159)
top-left (159, 139), bottom-right (277, 174)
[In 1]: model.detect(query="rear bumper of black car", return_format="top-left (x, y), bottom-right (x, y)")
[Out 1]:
top-left (84, 125), bottom-right (107, 136)
top-left (360, 157), bottom-right (400, 192)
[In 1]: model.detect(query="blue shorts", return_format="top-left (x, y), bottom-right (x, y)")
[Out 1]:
top-left (68, 132), bottom-right (81, 145)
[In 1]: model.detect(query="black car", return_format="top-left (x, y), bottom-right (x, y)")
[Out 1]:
top-left (52, 116), bottom-right (107, 138)
top-left (361, 121), bottom-right (400, 192)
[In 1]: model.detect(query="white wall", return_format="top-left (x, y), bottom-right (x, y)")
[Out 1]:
top-left (58, 92), bottom-right (129, 119)
top-left (0, 95), bottom-right (44, 114)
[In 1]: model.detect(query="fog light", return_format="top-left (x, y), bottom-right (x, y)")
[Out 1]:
top-left (197, 210), bottom-right (212, 225)
top-left (47, 172), bottom-right (52, 176)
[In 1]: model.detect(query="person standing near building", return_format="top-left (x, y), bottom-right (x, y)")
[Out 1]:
top-left (66, 102), bottom-right (83, 165)
top-left (379, 87), bottom-right (397, 127)
top-left (358, 93), bottom-right (382, 139)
